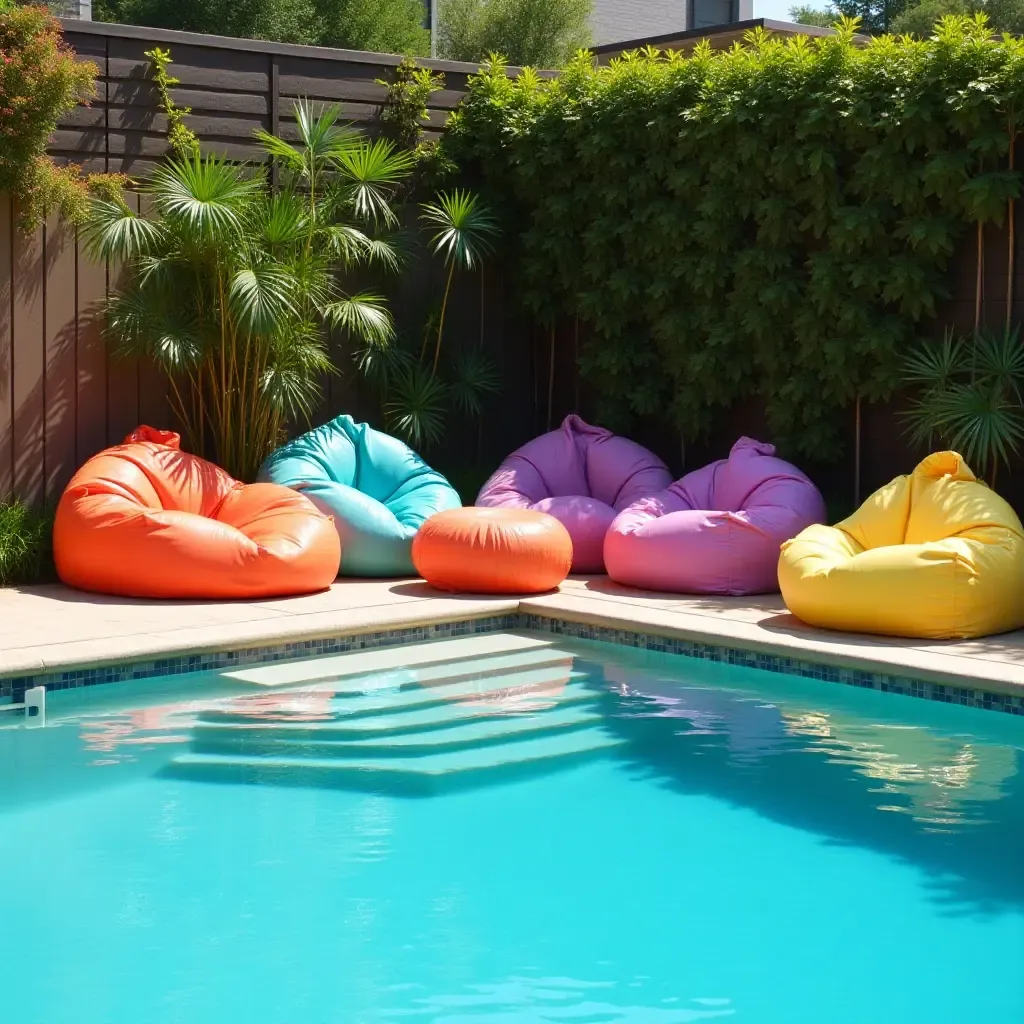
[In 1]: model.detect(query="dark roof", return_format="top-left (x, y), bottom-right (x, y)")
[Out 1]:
top-left (591, 18), bottom-right (848, 56)
top-left (590, 0), bottom-right (690, 48)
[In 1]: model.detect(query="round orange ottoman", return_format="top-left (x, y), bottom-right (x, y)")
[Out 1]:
top-left (412, 507), bottom-right (573, 594)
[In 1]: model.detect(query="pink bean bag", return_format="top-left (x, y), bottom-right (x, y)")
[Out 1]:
top-left (605, 437), bottom-right (826, 595)
top-left (476, 414), bottom-right (673, 572)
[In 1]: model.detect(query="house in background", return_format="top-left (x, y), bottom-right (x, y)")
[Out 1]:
top-left (590, 0), bottom-right (753, 48)
top-left (591, 17), bottom-right (864, 63)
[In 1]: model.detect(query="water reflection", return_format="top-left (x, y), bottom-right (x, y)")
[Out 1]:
top-left (377, 977), bottom-right (736, 1022)
top-left (781, 711), bottom-right (1016, 830)
top-left (593, 657), bottom-right (1024, 914)
top-left (27, 642), bottom-right (1024, 918)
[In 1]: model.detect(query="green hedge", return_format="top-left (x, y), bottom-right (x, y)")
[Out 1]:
top-left (440, 17), bottom-right (1024, 460)
top-left (0, 500), bottom-right (54, 587)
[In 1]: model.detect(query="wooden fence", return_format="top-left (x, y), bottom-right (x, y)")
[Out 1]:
top-left (0, 22), bottom-right (510, 505)
top-left (50, 19), bottom-right (483, 176)
top-left (3, 19), bottom-right (1024, 511)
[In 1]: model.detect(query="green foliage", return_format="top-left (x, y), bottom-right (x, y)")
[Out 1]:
top-left (421, 188), bottom-right (499, 371)
top-left (449, 345), bottom-right (500, 415)
top-left (373, 339), bottom-right (503, 450)
top-left (0, 4), bottom-right (98, 229)
top-left (84, 100), bottom-right (410, 480)
top-left (0, 499), bottom-right (54, 587)
top-left (440, 19), bottom-right (1024, 461)
top-left (438, 0), bottom-right (591, 66)
top-left (902, 328), bottom-right (1024, 483)
top-left (379, 58), bottom-right (445, 153)
top-left (892, 0), bottom-right (1024, 35)
top-left (349, 184), bottom-right (501, 452)
top-left (789, 5), bottom-right (839, 25)
top-left (145, 47), bottom-right (199, 158)
top-left (421, 188), bottom-right (498, 270)
top-left (385, 363), bottom-right (450, 448)
top-left (832, 0), bottom-right (910, 32)
top-left (94, 0), bottom-right (430, 56)
top-left (891, 0), bottom-right (967, 33)
top-left (360, 188), bottom-right (501, 451)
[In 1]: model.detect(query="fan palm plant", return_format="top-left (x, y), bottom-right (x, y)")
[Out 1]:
top-left (354, 191), bottom-right (502, 452)
top-left (84, 101), bottom-right (412, 480)
top-left (902, 327), bottom-right (1024, 487)
top-left (420, 189), bottom-right (499, 373)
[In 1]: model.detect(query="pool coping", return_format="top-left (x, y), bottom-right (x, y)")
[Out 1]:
top-left (2, 585), bottom-right (1022, 716)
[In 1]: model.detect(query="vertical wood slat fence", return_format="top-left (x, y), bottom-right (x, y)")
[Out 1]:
top-left (5, 20), bottom-right (1023, 509)
top-left (0, 22), bottom-right (491, 505)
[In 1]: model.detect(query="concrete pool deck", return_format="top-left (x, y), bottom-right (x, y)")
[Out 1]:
top-left (1, 577), bottom-right (1023, 697)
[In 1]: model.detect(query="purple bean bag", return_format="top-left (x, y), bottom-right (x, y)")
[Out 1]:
top-left (604, 437), bottom-right (826, 595)
top-left (476, 415), bottom-right (673, 573)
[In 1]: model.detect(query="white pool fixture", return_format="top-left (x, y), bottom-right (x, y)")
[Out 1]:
top-left (0, 686), bottom-right (46, 728)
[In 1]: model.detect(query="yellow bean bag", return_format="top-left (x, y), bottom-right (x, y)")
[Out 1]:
top-left (778, 451), bottom-right (1024, 639)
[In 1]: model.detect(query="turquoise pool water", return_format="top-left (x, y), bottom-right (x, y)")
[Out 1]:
top-left (1, 633), bottom-right (1022, 1023)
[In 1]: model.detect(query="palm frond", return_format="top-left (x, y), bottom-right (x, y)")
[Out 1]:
top-left (358, 235), bottom-right (405, 273)
top-left (260, 324), bottom-right (334, 421)
top-left (103, 286), bottom-right (206, 372)
top-left (147, 153), bottom-right (257, 240)
top-left (940, 383), bottom-right (1024, 475)
top-left (253, 129), bottom-right (306, 173)
top-left (293, 99), bottom-right (360, 166)
top-left (81, 198), bottom-right (164, 262)
top-left (900, 393), bottom-right (948, 452)
top-left (421, 189), bottom-right (499, 270)
top-left (324, 224), bottom-right (372, 262)
top-left (975, 327), bottom-right (1024, 403)
top-left (324, 292), bottom-right (395, 345)
top-left (353, 337), bottom-right (415, 391)
top-left (901, 330), bottom-right (967, 389)
top-left (250, 191), bottom-right (308, 248)
top-left (228, 264), bottom-right (299, 336)
top-left (333, 138), bottom-right (414, 226)
top-left (384, 366), bottom-right (448, 450)
top-left (448, 347), bottom-right (501, 417)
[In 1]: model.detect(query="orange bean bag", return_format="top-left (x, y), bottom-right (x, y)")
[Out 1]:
top-left (53, 426), bottom-right (341, 599)
top-left (412, 507), bottom-right (573, 594)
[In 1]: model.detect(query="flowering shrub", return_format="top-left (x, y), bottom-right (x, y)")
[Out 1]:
top-left (0, 3), bottom-right (99, 229)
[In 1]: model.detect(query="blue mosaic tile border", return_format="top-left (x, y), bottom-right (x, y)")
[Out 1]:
top-left (521, 615), bottom-right (1024, 717)
top-left (0, 614), bottom-right (521, 705)
top-left (2, 610), bottom-right (1022, 717)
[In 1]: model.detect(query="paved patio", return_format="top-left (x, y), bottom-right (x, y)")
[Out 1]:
top-left (2, 577), bottom-right (1023, 695)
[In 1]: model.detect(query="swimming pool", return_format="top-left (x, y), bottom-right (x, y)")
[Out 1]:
top-left (1, 631), bottom-right (1021, 1023)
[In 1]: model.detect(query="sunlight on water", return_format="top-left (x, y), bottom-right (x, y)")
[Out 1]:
top-left (0, 634), bottom-right (1021, 1024)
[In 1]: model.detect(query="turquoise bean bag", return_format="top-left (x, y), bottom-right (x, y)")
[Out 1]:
top-left (257, 415), bottom-right (462, 577)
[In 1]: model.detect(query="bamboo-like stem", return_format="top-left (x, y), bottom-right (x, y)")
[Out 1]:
top-left (205, 354), bottom-right (223, 450)
top-left (432, 262), bottom-right (456, 374)
top-left (306, 161), bottom-right (317, 261)
top-left (239, 331), bottom-right (252, 450)
top-left (166, 375), bottom-right (192, 449)
top-left (419, 316), bottom-right (431, 364)
top-left (191, 369), bottom-right (205, 458)
top-left (227, 320), bottom-right (241, 476)
top-left (218, 272), bottom-right (230, 470)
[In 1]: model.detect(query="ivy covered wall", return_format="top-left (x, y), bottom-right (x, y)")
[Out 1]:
top-left (439, 17), bottom-right (1024, 497)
